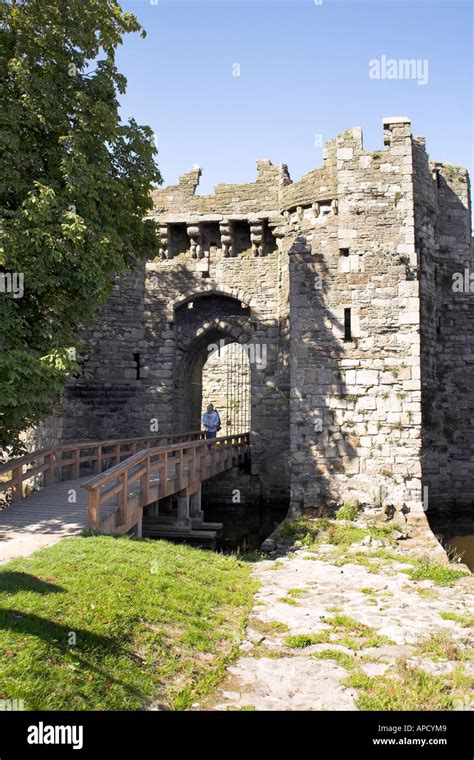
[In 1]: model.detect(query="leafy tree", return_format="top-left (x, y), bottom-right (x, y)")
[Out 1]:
top-left (0, 0), bottom-right (161, 456)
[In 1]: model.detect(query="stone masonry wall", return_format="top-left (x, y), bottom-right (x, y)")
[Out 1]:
top-left (416, 148), bottom-right (474, 512)
top-left (287, 118), bottom-right (424, 515)
top-left (37, 116), bottom-right (472, 516)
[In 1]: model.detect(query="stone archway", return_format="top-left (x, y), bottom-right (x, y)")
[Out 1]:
top-left (201, 341), bottom-right (251, 435)
top-left (173, 294), bottom-right (252, 432)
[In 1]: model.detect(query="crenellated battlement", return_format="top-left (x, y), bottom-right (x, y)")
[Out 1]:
top-left (150, 117), bottom-right (470, 266)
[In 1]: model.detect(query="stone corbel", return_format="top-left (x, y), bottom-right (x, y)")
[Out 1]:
top-left (268, 222), bottom-right (285, 251)
top-left (331, 199), bottom-right (338, 215)
top-left (187, 224), bottom-right (202, 259)
top-left (159, 224), bottom-right (169, 259)
top-left (312, 202), bottom-right (320, 218)
top-left (250, 221), bottom-right (265, 257)
top-left (219, 220), bottom-right (234, 258)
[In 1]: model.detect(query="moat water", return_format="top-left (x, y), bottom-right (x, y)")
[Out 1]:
top-left (203, 503), bottom-right (287, 553)
top-left (205, 507), bottom-right (474, 567)
top-left (429, 515), bottom-right (474, 571)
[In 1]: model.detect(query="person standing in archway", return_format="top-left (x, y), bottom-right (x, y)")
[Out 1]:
top-left (202, 403), bottom-right (221, 440)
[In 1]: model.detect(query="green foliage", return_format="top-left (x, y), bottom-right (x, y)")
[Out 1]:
top-left (327, 524), bottom-right (366, 547)
top-left (347, 660), bottom-right (463, 711)
top-left (336, 500), bottom-right (361, 521)
top-left (321, 612), bottom-right (368, 633)
top-left (402, 556), bottom-right (468, 586)
top-left (286, 588), bottom-right (306, 598)
top-left (278, 596), bottom-right (299, 605)
top-left (250, 619), bottom-right (289, 635)
top-left (274, 518), bottom-right (329, 546)
top-left (0, 535), bottom-right (256, 709)
top-left (440, 611), bottom-right (474, 628)
top-left (313, 649), bottom-right (356, 670)
top-left (285, 632), bottom-right (331, 648)
top-left (0, 0), bottom-right (161, 453)
top-left (415, 633), bottom-right (468, 662)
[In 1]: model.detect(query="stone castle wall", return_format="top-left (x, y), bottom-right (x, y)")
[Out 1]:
top-left (415, 145), bottom-right (473, 512)
top-left (40, 117), bottom-right (472, 515)
top-left (287, 119), bottom-right (423, 513)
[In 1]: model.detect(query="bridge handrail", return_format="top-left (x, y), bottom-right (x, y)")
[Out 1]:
top-left (0, 431), bottom-right (205, 502)
top-left (81, 432), bottom-right (250, 531)
top-left (82, 432), bottom-right (249, 490)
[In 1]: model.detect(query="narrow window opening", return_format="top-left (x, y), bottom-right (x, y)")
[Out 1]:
top-left (436, 169), bottom-right (441, 189)
top-left (133, 352), bottom-right (141, 380)
top-left (339, 248), bottom-right (350, 257)
top-left (343, 308), bottom-right (352, 342)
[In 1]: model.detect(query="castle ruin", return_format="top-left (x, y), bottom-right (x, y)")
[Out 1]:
top-left (43, 117), bottom-right (473, 518)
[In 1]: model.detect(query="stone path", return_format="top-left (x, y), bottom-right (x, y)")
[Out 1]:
top-left (0, 478), bottom-right (89, 564)
top-left (207, 523), bottom-right (473, 711)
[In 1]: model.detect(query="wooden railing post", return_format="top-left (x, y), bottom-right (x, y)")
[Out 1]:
top-left (43, 451), bottom-right (55, 486)
top-left (189, 446), bottom-right (196, 484)
top-left (88, 488), bottom-right (100, 529)
top-left (210, 440), bottom-right (217, 474)
top-left (174, 450), bottom-right (182, 490)
top-left (200, 443), bottom-right (207, 480)
top-left (11, 465), bottom-right (22, 502)
top-left (71, 448), bottom-right (80, 479)
top-left (141, 452), bottom-right (150, 506)
top-left (95, 445), bottom-right (102, 474)
top-left (116, 471), bottom-right (128, 527)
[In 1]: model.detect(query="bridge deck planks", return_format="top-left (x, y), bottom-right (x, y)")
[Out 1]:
top-left (0, 435), bottom-right (248, 553)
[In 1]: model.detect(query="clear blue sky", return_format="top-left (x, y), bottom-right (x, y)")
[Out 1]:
top-left (117, 0), bottom-right (473, 207)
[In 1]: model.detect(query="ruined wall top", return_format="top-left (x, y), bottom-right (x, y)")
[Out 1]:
top-left (150, 117), bottom-right (470, 227)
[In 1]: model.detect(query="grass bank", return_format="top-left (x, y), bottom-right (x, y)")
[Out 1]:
top-left (0, 536), bottom-right (256, 710)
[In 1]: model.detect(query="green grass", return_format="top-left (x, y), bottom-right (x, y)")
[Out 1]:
top-left (336, 634), bottom-right (365, 650)
top-left (369, 548), bottom-right (410, 562)
top-left (402, 556), bottom-right (469, 586)
top-left (318, 613), bottom-right (395, 650)
top-left (273, 517), bottom-right (403, 557)
top-left (273, 518), bottom-right (329, 546)
top-left (414, 587), bottom-right (440, 599)
top-left (250, 619), bottom-right (289, 635)
top-left (321, 613), bottom-right (368, 633)
top-left (332, 553), bottom-right (381, 572)
top-left (278, 596), bottom-right (299, 605)
top-left (415, 633), bottom-right (469, 662)
top-left (364, 632), bottom-right (396, 648)
top-left (440, 611), bottom-right (474, 628)
top-left (0, 535), bottom-right (257, 710)
top-left (345, 660), bottom-right (468, 711)
top-left (336, 501), bottom-right (361, 521)
top-left (285, 632), bottom-right (331, 648)
top-left (313, 649), bottom-right (356, 670)
top-left (327, 524), bottom-right (367, 548)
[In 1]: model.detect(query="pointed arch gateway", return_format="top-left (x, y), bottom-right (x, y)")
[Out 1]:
top-left (173, 294), bottom-right (253, 435)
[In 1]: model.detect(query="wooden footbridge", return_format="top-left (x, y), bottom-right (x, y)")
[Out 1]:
top-left (0, 432), bottom-right (250, 551)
